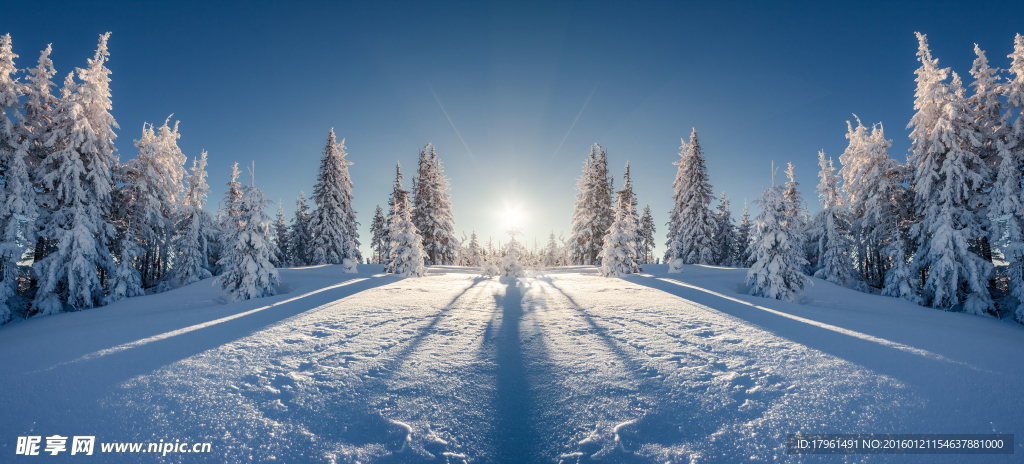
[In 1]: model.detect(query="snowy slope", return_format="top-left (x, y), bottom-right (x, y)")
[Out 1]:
top-left (1, 264), bottom-right (1022, 463)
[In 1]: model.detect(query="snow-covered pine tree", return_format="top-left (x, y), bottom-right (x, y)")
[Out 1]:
top-left (746, 170), bottom-right (809, 302)
top-left (289, 192), bottom-right (312, 266)
top-left (33, 34), bottom-right (119, 314)
top-left (385, 174), bottom-right (426, 277)
top-left (806, 151), bottom-right (857, 287)
top-left (123, 117), bottom-right (187, 288)
top-left (665, 129), bottom-right (716, 270)
top-left (638, 205), bottom-right (655, 265)
top-left (543, 231), bottom-right (559, 267)
top-left (24, 45), bottom-right (58, 267)
top-left (383, 162), bottom-right (405, 266)
top-left (499, 227), bottom-right (526, 278)
top-left (105, 223), bottom-right (143, 304)
top-left (992, 34), bottom-right (1024, 322)
top-left (618, 162), bottom-right (640, 231)
top-left (221, 162), bottom-right (243, 231)
top-left (308, 129), bottom-right (360, 271)
top-left (369, 204), bottom-right (386, 264)
top-left (781, 162), bottom-right (808, 274)
top-left (171, 151), bottom-right (216, 287)
top-left (881, 230), bottom-right (920, 303)
top-left (735, 202), bottom-right (753, 266)
top-left (711, 192), bottom-right (737, 266)
top-left (0, 33), bottom-right (19, 156)
top-left (599, 187), bottom-right (642, 277)
top-left (569, 143), bottom-right (614, 265)
top-left (216, 174), bottom-right (279, 302)
top-left (412, 144), bottom-right (457, 265)
top-left (965, 44), bottom-right (1002, 264)
top-left (0, 34), bottom-right (28, 323)
top-left (908, 33), bottom-right (993, 314)
top-left (839, 117), bottom-right (899, 287)
top-left (466, 230), bottom-right (483, 267)
top-left (272, 201), bottom-right (289, 267)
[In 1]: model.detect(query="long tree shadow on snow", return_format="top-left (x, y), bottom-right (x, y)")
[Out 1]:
top-left (490, 276), bottom-right (541, 463)
top-left (2, 274), bottom-right (403, 443)
top-left (299, 276), bottom-right (497, 464)
top-left (621, 274), bottom-right (1013, 434)
top-left (541, 279), bottom-right (713, 462)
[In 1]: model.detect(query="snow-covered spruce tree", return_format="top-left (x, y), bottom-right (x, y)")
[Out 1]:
top-left (20, 45), bottom-right (58, 266)
top-left (618, 162), bottom-right (640, 232)
top-left (385, 179), bottom-right (426, 277)
top-left (466, 230), bottom-right (484, 267)
top-left (908, 33), bottom-right (993, 314)
top-left (105, 223), bottom-right (143, 304)
top-left (216, 178), bottom-right (280, 302)
top-left (499, 227), bottom-right (526, 278)
top-left (781, 162), bottom-right (808, 274)
top-left (599, 189), bottom-right (642, 277)
top-left (383, 162), bottom-right (406, 266)
top-left (638, 205), bottom-right (656, 265)
top-left (543, 231), bottom-right (561, 267)
top-left (0, 33), bottom-right (19, 157)
top-left (221, 162), bottom-right (243, 231)
top-left (881, 230), bottom-right (920, 303)
top-left (735, 202), bottom-right (754, 266)
top-left (665, 129), bottom-right (716, 271)
top-left (33, 33), bottom-right (118, 314)
top-left (0, 34), bottom-right (30, 323)
top-left (839, 117), bottom-right (901, 287)
top-left (992, 34), bottom-right (1024, 322)
top-left (289, 192), bottom-right (312, 266)
top-left (171, 151), bottom-right (217, 287)
top-left (806, 151), bottom-right (857, 287)
top-left (272, 202), bottom-right (289, 267)
top-left (712, 192), bottom-right (737, 266)
top-left (122, 117), bottom-right (187, 288)
top-left (746, 173), bottom-right (809, 302)
top-left (369, 204), bottom-right (386, 264)
top-left (308, 129), bottom-right (360, 271)
top-left (569, 143), bottom-right (614, 265)
top-left (966, 44), bottom-right (1004, 264)
top-left (412, 144), bottom-right (457, 265)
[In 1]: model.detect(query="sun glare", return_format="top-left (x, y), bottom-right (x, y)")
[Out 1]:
top-left (503, 208), bottom-right (522, 228)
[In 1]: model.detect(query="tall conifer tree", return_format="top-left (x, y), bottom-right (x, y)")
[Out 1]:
top-left (638, 205), bottom-right (656, 265)
top-left (309, 129), bottom-right (360, 271)
top-left (807, 151), bottom-right (857, 287)
top-left (665, 129), bottom-right (716, 270)
top-left (992, 34), bottom-right (1024, 322)
top-left (216, 175), bottom-right (279, 302)
top-left (908, 33), bottom-right (993, 313)
top-left (386, 170), bottom-right (426, 277)
top-left (412, 144), bottom-right (456, 265)
top-left (569, 143), bottom-right (613, 265)
top-left (369, 204), bottom-right (386, 264)
top-left (171, 151), bottom-right (216, 287)
top-left (33, 33), bottom-right (118, 314)
top-left (747, 170), bottom-right (809, 302)
top-left (289, 192), bottom-right (312, 267)
top-left (735, 202), bottom-right (753, 266)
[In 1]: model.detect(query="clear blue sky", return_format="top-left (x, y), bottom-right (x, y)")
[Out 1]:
top-left (6, 0), bottom-right (1023, 260)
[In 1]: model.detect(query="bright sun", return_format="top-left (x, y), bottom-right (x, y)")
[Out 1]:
top-left (502, 207), bottom-right (523, 228)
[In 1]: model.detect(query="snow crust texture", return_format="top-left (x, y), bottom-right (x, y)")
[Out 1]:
top-left (1, 264), bottom-right (1022, 463)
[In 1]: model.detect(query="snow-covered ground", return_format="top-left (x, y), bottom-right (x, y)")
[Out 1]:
top-left (1, 264), bottom-right (1022, 463)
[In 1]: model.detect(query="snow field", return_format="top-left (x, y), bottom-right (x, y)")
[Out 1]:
top-left (1, 264), bottom-right (1023, 463)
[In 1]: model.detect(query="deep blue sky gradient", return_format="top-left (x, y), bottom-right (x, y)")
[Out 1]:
top-left (5, 0), bottom-right (1023, 259)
